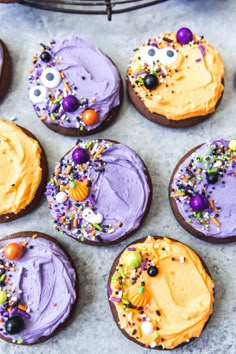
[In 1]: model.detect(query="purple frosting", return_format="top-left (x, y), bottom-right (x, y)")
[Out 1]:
top-left (0, 236), bottom-right (76, 344)
top-left (0, 42), bottom-right (3, 76)
top-left (28, 36), bottom-right (121, 131)
top-left (46, 140), bottom-right (150, 243)
top-left (171, 139), bottom-right (236, 238)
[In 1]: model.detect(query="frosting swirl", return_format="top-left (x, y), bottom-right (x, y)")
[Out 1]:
top-left (108, 236), bottom-right (214, 349)
top-left (170, 139), bottom-right (236, 239)
top-left (128, 31), bottom-right (224, 120)
top-left (0, 234), bottom-right (77, 344)
top-left (28, 37), bottom-right (121, 131)
top-left (46, 139), bottom-right (151, 243)
top-left (0, 120), bottom-right (42, 215)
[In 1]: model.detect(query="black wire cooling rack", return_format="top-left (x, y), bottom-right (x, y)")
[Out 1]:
top-left (17, 0), bottom-right (168, 21)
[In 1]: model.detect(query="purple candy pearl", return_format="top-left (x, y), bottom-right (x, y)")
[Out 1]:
top-left (72, 148), bottom-right (90, 164)
top-left (176, 27), bottom-right (193, 45)
top-left (190, 195), bottom-right (208, 211)
top-left (62, 95), bottom-right (79, 113)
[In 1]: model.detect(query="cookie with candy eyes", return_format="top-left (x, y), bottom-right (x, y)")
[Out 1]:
top-left (107, 236), bottom-right (214, 350)
top-left (28, 37), bottom-right (123, 136)
top-left (0, 231), bottom-right (78, 345)
top-left (45, 139), bottom-right (152, 245)
top-left (127, 28), bottom-right (224, 128)
top-left (0, 119), bottom-right (48, 223)
top-left (169, 139), bottom-right (236, 243)
top-left (0, 39), bottom-right (11, 101)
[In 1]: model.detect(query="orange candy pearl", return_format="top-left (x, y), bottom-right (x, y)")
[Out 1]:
top-left (81, 109), bottom-right (99, 126)
top-left (4, 243), bottom-right (24, 260)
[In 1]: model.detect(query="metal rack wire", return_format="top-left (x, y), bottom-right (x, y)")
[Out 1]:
top-left (18, 0), bottom-right (168, 21)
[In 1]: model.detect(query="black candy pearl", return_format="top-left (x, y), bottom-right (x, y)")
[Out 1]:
top-left (148, 266), bottom-right (159, 277)
top-left (40, 51), bottom-right (51, 63)
top-left (144, 74), bottom-right (158, 90)
top-left (5, 316), bottom-right (24, 335)
top-left (206, 172), bottom-right (218, 184)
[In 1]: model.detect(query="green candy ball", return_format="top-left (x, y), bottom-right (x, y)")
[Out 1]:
top-left (124, 251), bottom-right (142, 269)
top-left (229, 140), bottom-right (236, 151)
top-left (131, 62), bottom-right (142, 74)
top-left (0, 290), bottom-right (7, 304)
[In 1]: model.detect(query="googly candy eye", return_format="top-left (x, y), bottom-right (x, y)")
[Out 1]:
top-left (159, 47), bottom-right (178, 66)
top-left (140, 46), bottom-right (160, 66)
top-left (29, 85), bottom-right (48, 104)
top-left (203, 155), bottom-right (214, 163)
top-left (40, 67), bottom-right (61, 89)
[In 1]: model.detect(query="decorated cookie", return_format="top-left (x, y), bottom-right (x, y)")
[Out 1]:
top-left (0, 119), bottom-right (48, 223)
top-left (0, 39), bottom-right (11, 100)
top-left (28, 37), bottom-right (123, 136)
top-left (0, 231), bottom-right (77, 345)
top-left (46, 139), bottom-right (152, 245)
top-left (169, 139), bottom-right (236, 243)
top-left (108, 236), bottom-right (214, 350)
top-left (127, 28), bottom-right (224, 128)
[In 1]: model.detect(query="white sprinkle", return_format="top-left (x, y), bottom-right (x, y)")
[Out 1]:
top-left (150, 342), bottom-right (157, 349)
top-left (10, 116), bottom-right (17, 121)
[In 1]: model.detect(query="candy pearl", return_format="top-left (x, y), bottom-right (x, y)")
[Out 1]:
top-left (4, 243), bottom-right (24, 261)
top-left (0, 290), bottom-right (7, 304)
top-left (5, 316), bottom-right (24, 335)
top-left (176, 27), bottom-right (193, 45)
top-left (131, 62), bottom-right (142, 74)
top-left (229, 140), bottom-right (236, 151)
top-left (147, 266), bottom-right (159, 277)
top-left (143, 74), bottom-right (158, 90)
top-left (81, 109), bottom-right (99, 126)
top-left (206, 172), bottom-right (218, 184)
top-left (124, 251), bottom-right (142, 269)
top-left (40, 51), bottom-right (51, 63)
top-left (55, 191), bottom-right (67, 204)
top-left (201, 195), bottom-right (210, 209)
top-left (141, 321), bottom-right (154, 335)
top-left (62, 95), bottom-right (79, 113)
top-left (72, 147), bottom-right (90, 164)
top-left (190, 195), bottom-right (206, 211)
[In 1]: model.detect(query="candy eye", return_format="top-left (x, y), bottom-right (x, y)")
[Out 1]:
top-left (140, 46), bottom-right (160, 66)
top-left (203, 155), bottom-right (214, 163)
top-left (195, 156), bottom-right (202, 162)
top-left (29, 85), bottom-right (48, 104)
top-left (40, 67), bottom-right (61, 89)
top-left (159, 48), bottom-right (178, 65)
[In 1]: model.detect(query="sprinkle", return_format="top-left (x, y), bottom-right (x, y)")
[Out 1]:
top-left (122, 298), bottom-right (129, 305)
top-left (195, 58), bottom-right (202, 62)
top-left (211, 216), bottom-right (221, 227)
top-left (119, 266), bottom-right (126, 279)
top-left (152, 332), bottom-right (159, 341)
top-left (18, 304), bottom-right (28, 311)
top-left (128, 247), bottom-right (136, 251)
top-left (93, 223), bottom-right (103, 231)
top-left (40, 116), bottom-right (47, 121)
top-left (32, 234), bottom-right (38, 239)
top-left (110, 297), bottom-right (121, 302)
top-left (141, 259), bottom-right (147, 271)
top-left (16, 338), bottom-right (24, 345)
top-left (64, 82), bottom-right (71, 93)
top-left (199, 44), bottom-right (206, 56)
top-left (170, 192), bottom-right (185, 198)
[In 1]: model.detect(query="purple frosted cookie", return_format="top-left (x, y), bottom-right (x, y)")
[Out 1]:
top-left (0, 231), bottom-right (77, 345)
top-left (45, 139), bottom-right (152, 245)
top-left (28, 37), bottom-right (123, 136)
top-left (169, 139), bottom-right (236, 243)
top-left (0, 39), bottom-right (11, 100)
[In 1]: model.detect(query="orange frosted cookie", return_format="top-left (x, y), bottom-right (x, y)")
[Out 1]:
top-left (127, 28), bottom-right (224, 128)
top-left (0, 119), bottom-right (48, 222)
top-left (108, 236), bottom-right (214, 349)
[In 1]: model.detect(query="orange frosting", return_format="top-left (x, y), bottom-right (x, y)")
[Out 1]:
top-left (0, 119), bottom-right (42, 214)
top-left (128, 32), bottom-right (224, 120)
top-left (109, 236), bottom-right (214, 349)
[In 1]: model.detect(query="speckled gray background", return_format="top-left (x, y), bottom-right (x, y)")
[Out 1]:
top-left (0, 0), bottom-right (235, 353)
